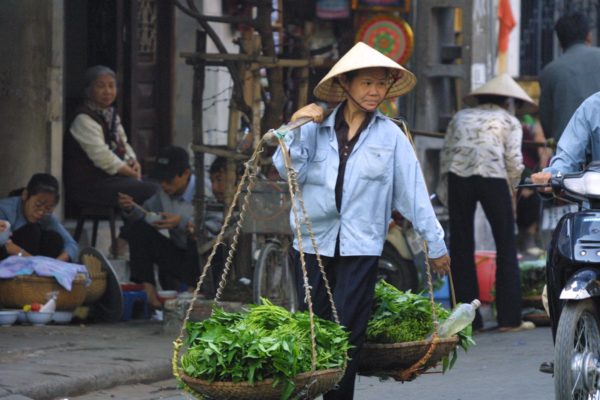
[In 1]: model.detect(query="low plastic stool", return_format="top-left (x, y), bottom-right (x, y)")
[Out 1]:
top-left (121, 291), bottom-right (149, 321)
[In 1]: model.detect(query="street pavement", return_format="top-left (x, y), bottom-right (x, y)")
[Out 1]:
top-left (0, 317), bottom-right (554, 400)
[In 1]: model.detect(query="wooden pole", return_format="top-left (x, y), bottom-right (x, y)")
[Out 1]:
top-left (191, 30), bottom-right (212, 293)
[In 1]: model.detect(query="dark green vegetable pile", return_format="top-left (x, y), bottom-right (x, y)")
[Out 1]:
top-left (366, 280), bottom-right (475, 371)
top-left (180, 299), bottom-right (350, 399)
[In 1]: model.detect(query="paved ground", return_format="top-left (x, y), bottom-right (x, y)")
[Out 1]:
top-left (0, 318), bottom-right (554, 400)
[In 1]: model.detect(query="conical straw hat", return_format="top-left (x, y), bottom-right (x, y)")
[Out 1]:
top-left (313, 42), bottom-right (416, 102)
top-left (463, 73), bottom-right (537, 114)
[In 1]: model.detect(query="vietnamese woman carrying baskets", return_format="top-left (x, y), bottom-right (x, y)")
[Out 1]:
top-left (272, 41), bottom-right (451, 399)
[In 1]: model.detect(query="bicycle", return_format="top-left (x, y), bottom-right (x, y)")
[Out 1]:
top-left (241, 179), bottom-right (298, 312)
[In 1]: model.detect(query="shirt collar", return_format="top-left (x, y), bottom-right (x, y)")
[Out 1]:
top-left (324, 102), bottom-right (383, 129)
top-left (181, 174), bottom-right (196, 202)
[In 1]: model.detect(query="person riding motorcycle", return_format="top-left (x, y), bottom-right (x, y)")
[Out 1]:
top-left (531, 90), bottom-right (600, 374)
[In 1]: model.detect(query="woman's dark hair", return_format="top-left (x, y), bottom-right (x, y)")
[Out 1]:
top-left (342, 68), bottom-right (393, 84)
top-left (25, 173), bottom-right (60, 202)
top-left (555, 12), bottom-right (589, 49)
top-left (475, 95), bottom-right (509, 106)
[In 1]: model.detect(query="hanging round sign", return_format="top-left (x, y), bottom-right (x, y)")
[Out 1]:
top-left (355, 14), bottom-right (414, 65)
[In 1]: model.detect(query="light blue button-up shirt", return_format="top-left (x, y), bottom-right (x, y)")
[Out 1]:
top-left (546, 91), bottom-right (600, 175)
top-left (273, 104), bottom-right (447, 258)
top-left (0, 196), bottom-right (79, 260)
top-left (123, 175), bottom-right (196, 249)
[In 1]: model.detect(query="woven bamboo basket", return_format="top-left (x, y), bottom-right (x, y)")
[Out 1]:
top-left (358, 336), bottom-right (459, 379)
top-left (83, 271), bottom-right (107, 304)
top-left (0, 274), bottom-right (87, 310)
top-left (179, 368), bottom-right (344, 400)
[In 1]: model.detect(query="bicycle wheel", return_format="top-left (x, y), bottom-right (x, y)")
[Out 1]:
top-left (253, 241), bottom-right (298, 312)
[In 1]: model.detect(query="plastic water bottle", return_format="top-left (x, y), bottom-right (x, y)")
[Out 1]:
top-left (438, 299), bottom-right (481, 338)
top-left (40, 292), bottom-right (58, 313)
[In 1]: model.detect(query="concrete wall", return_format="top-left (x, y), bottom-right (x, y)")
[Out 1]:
top-left (0, 0), bottom-right (63, 198)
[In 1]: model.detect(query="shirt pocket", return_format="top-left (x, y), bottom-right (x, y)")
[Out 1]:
top-left (359, 145), bottom-right (393, 181)
top-left (306, 149), bottom-right (328, 184)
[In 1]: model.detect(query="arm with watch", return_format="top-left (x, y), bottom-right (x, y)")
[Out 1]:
top-left (4, 240), bottom-right (29, 257)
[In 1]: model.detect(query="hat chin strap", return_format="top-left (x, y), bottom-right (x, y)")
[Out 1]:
top-left (336, 76), bottom-right (398, 113)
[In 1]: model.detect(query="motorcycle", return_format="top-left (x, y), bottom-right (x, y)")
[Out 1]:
top-left (531, 161), bottom-right (600, 399)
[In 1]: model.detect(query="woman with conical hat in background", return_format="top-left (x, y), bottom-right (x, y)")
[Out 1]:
top-left (273, 42), bottom-right (450, 399)
top-left (438, 73), bottom-right (537, 333)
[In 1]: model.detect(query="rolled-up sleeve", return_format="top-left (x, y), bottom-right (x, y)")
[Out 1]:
top-left (70, 114), bottom-right (126, 175)
top-left (273, 126), bottom-right (312, 184)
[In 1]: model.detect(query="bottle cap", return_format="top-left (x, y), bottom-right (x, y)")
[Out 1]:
top-left (471, 299), bottom-right (481, 309)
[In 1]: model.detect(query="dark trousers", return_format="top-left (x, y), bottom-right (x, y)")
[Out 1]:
top-left (127, 220), bottom-right (200, 290)
top-left (67, 176), bottom-right (158, 239)
top-left (448, 173), bottom-right (522, 328)
top-left (292, 249), bottom-right (379, 400)
top-left (516, 189), bottom-right (541, 229)
top-left (67, 176), bottom-right (157, 208)
top-left (0, 223), bottom-right (64, 260)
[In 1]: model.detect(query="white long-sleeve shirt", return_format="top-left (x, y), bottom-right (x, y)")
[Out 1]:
top-left (69, 113), bottom-right (137, 175)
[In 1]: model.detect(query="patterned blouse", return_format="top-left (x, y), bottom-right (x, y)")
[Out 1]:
top-left (437, 103), bottom-right (524, 204)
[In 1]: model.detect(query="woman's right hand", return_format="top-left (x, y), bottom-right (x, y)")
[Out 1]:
top-left (0, 220), bottom-right (9, 233)
top-left (117, 163), bottom-right (141, 180)
top-left (291, 103), bottom-right (325, 123)
top-left (5, 240), bottom-right (30, 257)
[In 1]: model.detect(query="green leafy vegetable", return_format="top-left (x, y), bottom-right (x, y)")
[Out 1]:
top-left (180, 299), bottom-right (350, 400)
top-left (366, 280), bottom-right (475, 372)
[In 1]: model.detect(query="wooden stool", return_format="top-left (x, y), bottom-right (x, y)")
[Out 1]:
top-left (73, 205), bottom-right (119, 258)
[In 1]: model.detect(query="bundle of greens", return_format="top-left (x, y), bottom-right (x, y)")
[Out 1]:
top-left (366, 280), bottom-right (475, 371)
top-left (180, 299), bottom-right (350, 399)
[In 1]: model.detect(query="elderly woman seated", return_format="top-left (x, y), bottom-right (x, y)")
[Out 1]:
top-left (63, 65), bottom-right (156, 209)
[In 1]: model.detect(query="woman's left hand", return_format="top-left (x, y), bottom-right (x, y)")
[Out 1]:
top-left (430, 253), bottom-right (451, 275)
top-left (56, 251), bottom-right (70, 262)
top-left (129, 159), bottom-right (142, 180)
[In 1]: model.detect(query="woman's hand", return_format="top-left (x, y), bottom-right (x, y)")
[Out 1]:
top-left (430, 253), bottom-right (451, 275)
top-left (129, 159), bottom-right (142, 180)
top-left (56, 251), bottom-right (70, 262)
top-left (117, 163), bottom-right (140, 180)
top-left (5, 240), bottom-right (30, 257)
top-left (291, 103), bottom-right (325, 123)
top-left (0, 220), bottom-right (10, 233)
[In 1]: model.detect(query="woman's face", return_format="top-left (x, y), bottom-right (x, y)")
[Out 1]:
top-left (89, 74), bottom-right (117, 109)
top-left (344, 67), bottom-right (391, 112)
top-left (22, 192), bottom-right (58, 223)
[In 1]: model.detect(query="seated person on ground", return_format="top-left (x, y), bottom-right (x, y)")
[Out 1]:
top-left (0, 173), bottom-right (79, 262)
top-left (118, 146), bottom-right (199, 308)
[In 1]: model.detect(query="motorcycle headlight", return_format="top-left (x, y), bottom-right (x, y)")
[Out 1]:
top-left (563, 171), bottom-right (600, 197)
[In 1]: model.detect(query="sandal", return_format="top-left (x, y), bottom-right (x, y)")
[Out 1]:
top-left (498, 321), bottom-right (536, 333)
